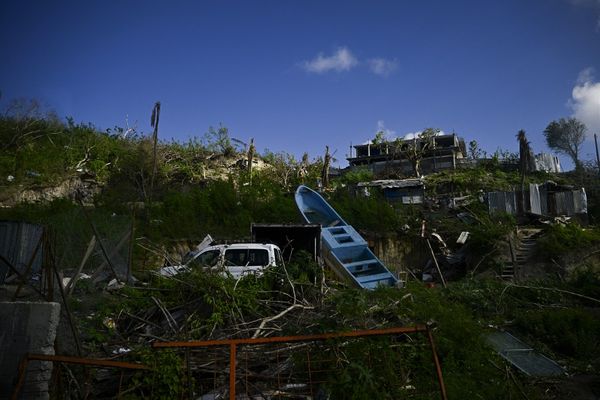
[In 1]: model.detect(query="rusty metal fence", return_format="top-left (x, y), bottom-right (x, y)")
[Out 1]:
top-left (153, 325), bottom-right (447, 400)
top-left (11, 326), bottom-right (446, 399)
top-left (11, 354), bottom-right (148, 400)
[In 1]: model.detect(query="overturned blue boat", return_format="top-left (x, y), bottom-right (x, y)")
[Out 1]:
top-left (295, 185), bottom-right (399, 289)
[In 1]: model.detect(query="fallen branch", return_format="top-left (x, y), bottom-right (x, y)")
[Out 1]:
top-left (66, 236), bottom-right (96, 296)
top-left (469, 248), bottom-right (497, 278)
top-left (151, 296), bottom-right (178, 333)
top-left (252, 304), bottom-right (314, 339)
top-left (502, 283), bottom-right (600, 305)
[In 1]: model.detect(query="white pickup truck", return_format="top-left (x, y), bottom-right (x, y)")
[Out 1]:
top-left (159, 242), bottom-right (283, 279)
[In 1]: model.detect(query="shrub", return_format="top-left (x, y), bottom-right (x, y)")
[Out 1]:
top-left (537, 224), bottom-right (600, 260)
top-left (515, 308), bottom-right (600, 360)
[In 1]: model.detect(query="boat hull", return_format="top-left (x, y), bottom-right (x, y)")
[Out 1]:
top-left (295, 185), bottom-right (399, 289)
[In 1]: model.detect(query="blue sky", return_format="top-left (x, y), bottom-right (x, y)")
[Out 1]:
top-left (1, 0), bottom-right (600, 169)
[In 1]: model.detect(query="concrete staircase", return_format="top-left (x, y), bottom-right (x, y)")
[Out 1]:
top-left (501, 228), bottom-right (542, 280)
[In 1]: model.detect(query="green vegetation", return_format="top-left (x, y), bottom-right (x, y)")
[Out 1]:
top-left (425, 166), bottom-right (551, 196)
top-left (328, 189), bottom-right (411, 233)
top-left (537, 224), bottom-right (600, 260)
top-left (81, 270), bottom-right (600, 399)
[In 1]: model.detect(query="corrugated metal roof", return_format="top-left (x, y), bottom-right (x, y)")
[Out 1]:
top-left (0, 221), bottom-right (44, 283)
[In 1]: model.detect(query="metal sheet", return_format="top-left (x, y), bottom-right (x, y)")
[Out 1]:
top-left (529, 184), bottom-right (542, 215)
top-left (573, 189), bottom-right (588, 214)
top-left (0, 221), bottom-right (44, 283)
top-left (456, 231), bottom-right (470, 244)
top-left (487, 331), bottom-right (564, 377)
top-left (554, 192), bottom-right (575, 216)
top-left (487, 191), bottom-right (517, 215)
top-left (539, 187), bottom-right (548, 216)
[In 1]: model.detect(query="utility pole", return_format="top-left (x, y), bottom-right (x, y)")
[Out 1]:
top-left (149, 101), bottom-right (161, 203)
top-left (595, 133), bottom-right (600, 176)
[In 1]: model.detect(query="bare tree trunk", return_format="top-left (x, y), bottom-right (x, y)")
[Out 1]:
top-left (299, 152), bottom-right (309, 183)
top-left (413, 159), bottom-right (421, 178)
top-left (322, 146), bottom-right (331, 188)
top-left (247, 138), bottom-right (255, 184)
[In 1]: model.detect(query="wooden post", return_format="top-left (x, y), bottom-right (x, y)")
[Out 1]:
top-left (149, 101), bottom-right (161, 205)
top-left (595, 133), bottom-right (600, 176)
top-left (426, 239), bottom-right (447, 288)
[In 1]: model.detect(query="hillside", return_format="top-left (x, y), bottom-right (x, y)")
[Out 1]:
top-left (1, 115), bottom-right (600, 399)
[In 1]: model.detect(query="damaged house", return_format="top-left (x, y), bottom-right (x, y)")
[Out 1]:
top-left (357, 178), bottom-right (425, 204)
top-left (347, 133), bottom-right (466, 176)
top-left (487, 182), bottom-right (587, 220)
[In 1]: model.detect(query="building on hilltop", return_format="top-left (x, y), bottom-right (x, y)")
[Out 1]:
top-left (347, 133), bottom-right (466, 176)
top-left (533, 153), bottom-right (562, 173)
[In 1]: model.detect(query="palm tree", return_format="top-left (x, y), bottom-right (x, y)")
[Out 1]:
top-left (517, 129), bottom-right (532, 213)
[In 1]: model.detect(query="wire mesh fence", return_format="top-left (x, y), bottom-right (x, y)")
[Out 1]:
top-left (153, 326), bottom-right (447, 400)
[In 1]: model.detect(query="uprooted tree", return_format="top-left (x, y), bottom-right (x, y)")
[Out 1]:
top-left (544, 117), bottom-right (586, 171)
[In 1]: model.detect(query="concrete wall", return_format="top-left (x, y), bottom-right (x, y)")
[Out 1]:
top-left (0, 302), bottom-right (61, 400)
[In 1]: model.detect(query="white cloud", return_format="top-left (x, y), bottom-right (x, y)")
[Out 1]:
top-left (570, 67), bottom-right (600, 136)
top-left (577, 67), bottom-right (595, 84)
top-left (302, 47), bottom-right (358, 74)
top-left (376, 120), bottom-right (396, 138)
top-left (361, 121), bottom-right (397, 144)
top-left (368, 58), bottom-right (398, 77)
